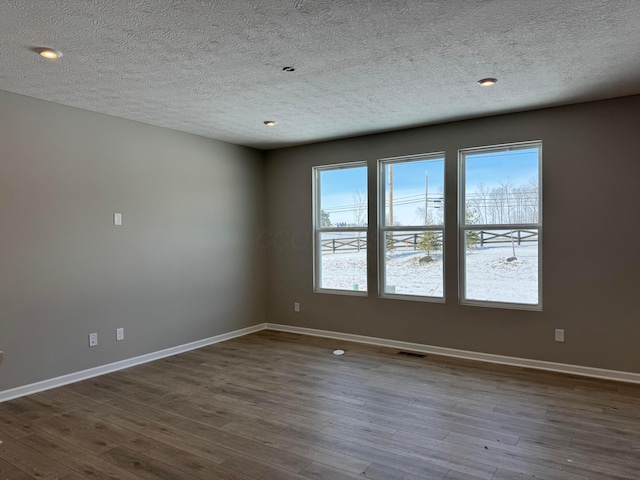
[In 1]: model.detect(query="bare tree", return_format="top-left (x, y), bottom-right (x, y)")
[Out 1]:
top-left (352, 189), bottom-right (367, 251)
top-left (467, 179), bottom-right (538, 226)
top-left (352, 189), bottom-right (367, 227)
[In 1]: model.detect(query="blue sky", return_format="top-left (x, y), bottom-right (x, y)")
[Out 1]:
top-left (382, 157), bottom-right (445, 225)
top-left (319, 147), bottom-right (539, 225)
top-left (465, 148), bottom-right (539, 191)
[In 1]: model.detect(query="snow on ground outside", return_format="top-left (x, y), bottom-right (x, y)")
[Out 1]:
top-left (385, 250), bottom-right (443, 297)
top-left (465, 243), bottom-right (538, 304)
top-left (320, 248), bottom-right (368, 291)
top-left (320, 242), bottom-right (538, 304)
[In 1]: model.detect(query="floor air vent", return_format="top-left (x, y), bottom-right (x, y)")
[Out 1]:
top-left (397, 351), bottom-right (426, 358)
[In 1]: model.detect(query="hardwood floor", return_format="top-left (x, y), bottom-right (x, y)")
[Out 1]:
top-left (1, 330), bottom-right (639, 479)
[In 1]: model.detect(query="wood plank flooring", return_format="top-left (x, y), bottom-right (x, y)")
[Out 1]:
top-left (1, 330), bottom-right (639, 479)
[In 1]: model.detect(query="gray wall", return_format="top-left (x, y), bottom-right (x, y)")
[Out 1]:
top-left (265, 95), bottom-right (640, 374)
top-left (0, 90), bottom-right (266, 392)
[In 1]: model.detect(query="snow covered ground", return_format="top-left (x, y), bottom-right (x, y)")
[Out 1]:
top-left (320, 242), bottom-right (538, 304)
top-left (320, 249), bottom-right (368, 292)
top-left (384, 250), bottom-right (444, 297)
top-left (465, 242), bottom-right (538, 304)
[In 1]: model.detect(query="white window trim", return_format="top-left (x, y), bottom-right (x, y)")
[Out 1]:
top-left (313, 162), bottom-right (368, 296)
top-left (378, 153), bottom-right (446, 303)
top-left (458, 141), bottom-right (543, 311)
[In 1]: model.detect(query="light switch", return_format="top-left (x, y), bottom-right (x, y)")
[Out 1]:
top-left (114, 213), bottom-right (122, 226)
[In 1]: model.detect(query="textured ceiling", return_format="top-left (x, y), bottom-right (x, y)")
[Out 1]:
top-left (1, 0), bottom-right (639, 149)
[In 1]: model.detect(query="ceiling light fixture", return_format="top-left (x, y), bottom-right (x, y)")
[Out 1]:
top-left (263, 120), bottom-right (278, 127)
top-left (35, 47), bottom-right (63, 60)
top-left (477, 78), bottom-right (497, 87)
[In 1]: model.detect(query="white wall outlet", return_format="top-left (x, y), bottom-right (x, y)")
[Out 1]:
top-left (116, 327), bottom-right (124, 341)
top-left (294, 302), bottom-right (300, 312)
top-left (114, 213), bottom-right (122, 226)
top-left (555, 329), bottom-right (565, 343)
top-left (89, 332), bottom-right (98, 347)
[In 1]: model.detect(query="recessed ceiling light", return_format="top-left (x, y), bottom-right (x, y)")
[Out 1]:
top-left (35, 47), bottom-right (63, 60)
top-left (263, 120), bottom-right (278, 127)
top-left (478, 78), bottom-right (497, 87)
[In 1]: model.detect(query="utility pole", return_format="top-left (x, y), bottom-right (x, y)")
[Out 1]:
top-left (424, 170), bottom-right (429, 225)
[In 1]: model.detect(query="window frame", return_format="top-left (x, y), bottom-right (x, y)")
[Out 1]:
top-left (312, 161), bottom-right (369, 296)
top-left (458, 141), bottom-right (543, 311)
top-left (378, 153), bottom-right (446, 303)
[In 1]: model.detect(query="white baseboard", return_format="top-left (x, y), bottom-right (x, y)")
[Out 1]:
top-left (266, 323), bottom-right (640, 385)
top-left (4, 322), bottom-right (638, 404)
top-left (0, 324), bottom-right (266, 403)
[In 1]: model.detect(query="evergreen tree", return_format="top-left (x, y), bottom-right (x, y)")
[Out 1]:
top-left (416, 231), bottom-right (441, 258)
top-left (466, 230), bottom-right (480, 250)
top-left (386, 231), bottom-right (395, 252)
top-left (464, 207), bottom-right (480, 250)
top-left (384, 215), bottom-right (395, 252)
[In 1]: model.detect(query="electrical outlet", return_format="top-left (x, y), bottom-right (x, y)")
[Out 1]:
top-left (555, 329), bottom-right (565, 343)
top-left (114, 213), bottom-right (122, 226)
top-left (89, 332), bottom-right (98, 347)
top-left (116, 328), bottom-right (124, 341)
top-left (294, 302), bottom-right (300, 312)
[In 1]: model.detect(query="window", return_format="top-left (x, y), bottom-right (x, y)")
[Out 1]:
top-left (313, 163), bottom-right (368, 294)
top-left (379, 154), bottom-right (445, 300)
top-left (459, 142), bottom-right (542, 309)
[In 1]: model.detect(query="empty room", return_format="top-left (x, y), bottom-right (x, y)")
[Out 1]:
top-left (1, 1), bottom-right (639, 479)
